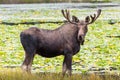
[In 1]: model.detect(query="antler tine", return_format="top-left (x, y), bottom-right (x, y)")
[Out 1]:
top-left (61, 9), bottom-right (67, 19)
top-left (61, 9), bottom-right (76, 24)
top-left (66, 9), bottom-right (70, 21)
top-left (62, 9), bottom-right (69, 20)
top-left (88, 9), bottom-right (101, 24)
top-left (65, 9), bottom-right (72, 23)
top-left (89, 14), bottom-right (96, 23)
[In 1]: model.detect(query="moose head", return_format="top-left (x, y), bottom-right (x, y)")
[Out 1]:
top-left (62, 9), bottom-right (101, 45)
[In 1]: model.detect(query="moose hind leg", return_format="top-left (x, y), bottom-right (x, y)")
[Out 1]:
top-left (21, 47), bottom-right (35, 73)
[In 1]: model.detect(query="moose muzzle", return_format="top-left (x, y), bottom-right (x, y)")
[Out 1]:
top-left (78, 35), bottom-right (85, 45)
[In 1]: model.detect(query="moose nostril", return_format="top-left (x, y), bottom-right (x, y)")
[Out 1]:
top-left (79, 36), bottom-right (82, 40)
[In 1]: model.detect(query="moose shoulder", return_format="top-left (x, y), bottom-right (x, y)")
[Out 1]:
top-left (20, 9), bottom-right (101, 76)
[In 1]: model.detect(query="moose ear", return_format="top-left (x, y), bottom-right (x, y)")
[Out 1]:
top-left (85, 16), bottom-right (90, 23)
top-left (72, 16), bottom-right (79, 22)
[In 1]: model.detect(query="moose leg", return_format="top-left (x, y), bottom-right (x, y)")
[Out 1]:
top-left (66, 54), bottom-right (72, 76)
top-left (62, 57), bottom-right (67, 76)
top-left (21, 48), bottom-right (35, 73)
top-left (62, 54), bottom-right (73, 76)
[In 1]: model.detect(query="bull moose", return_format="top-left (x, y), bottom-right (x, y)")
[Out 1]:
top-left (20, 9), bottom-right (101, 76)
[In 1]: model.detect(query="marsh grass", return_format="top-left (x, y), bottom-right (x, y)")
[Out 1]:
top-left (0, 68), bottom-right (40, 80)
top-left (0, 68), bottom-right (120, 80)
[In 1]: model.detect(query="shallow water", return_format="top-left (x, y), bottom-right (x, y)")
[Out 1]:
top-left (0, 3), bottom-right (120, 21)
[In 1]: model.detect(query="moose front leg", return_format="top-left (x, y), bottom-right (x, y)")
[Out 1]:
top-left (62, 53), bottom-right (73, 76)
top-left (62, 57), bottom-right (67, 76)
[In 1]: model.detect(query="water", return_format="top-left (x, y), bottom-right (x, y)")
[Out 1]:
top-left (0, 3), bottom-right (120, 10)
top-left (0, 3), bottom-right (120, 23)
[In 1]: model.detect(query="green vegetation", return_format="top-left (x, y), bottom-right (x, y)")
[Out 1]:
top-left (0, 8), bottom-right (120, 79)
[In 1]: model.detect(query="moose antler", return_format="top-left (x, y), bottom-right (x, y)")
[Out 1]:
top-left (87, 9), bottom-right (101, 24)
top-left (61, 9), bottom-right (76, 24)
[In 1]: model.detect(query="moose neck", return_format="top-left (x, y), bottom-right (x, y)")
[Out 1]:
top-left (58, 23), bottom-right (79, 43)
